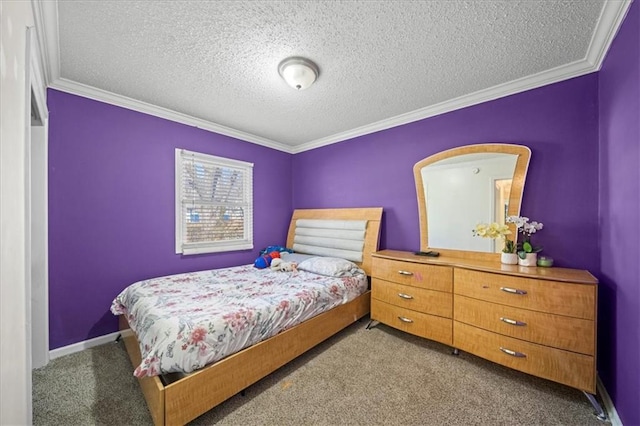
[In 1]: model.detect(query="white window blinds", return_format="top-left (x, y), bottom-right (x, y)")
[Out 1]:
top-left (175, 149), bottom-right (254, 255)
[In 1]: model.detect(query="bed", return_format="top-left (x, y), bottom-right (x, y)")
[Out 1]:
top-left (115, 207), bottom-right (383, 425)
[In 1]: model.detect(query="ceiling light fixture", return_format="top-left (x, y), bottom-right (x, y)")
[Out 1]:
top-left (278, 57), bottom-right (319, 90)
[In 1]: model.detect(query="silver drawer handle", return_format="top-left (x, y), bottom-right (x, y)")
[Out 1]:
top-left (500, 317), bottom-right (527, 326)
top-left (398, 316), bottom-right (414, 323)
top-left (499, 347), bottom-right (527, 358)
top-left (398, 270), bottom-right (414, 276)
top-left (398, 293), bottom-right (414, 300)
top-left (500, 286), bottom-right (527, 295)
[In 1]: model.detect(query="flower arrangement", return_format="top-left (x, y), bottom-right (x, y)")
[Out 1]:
top-left (472, 222), bottom-right (514, 253)
top-left (506, 215), bottom-right (544, 259)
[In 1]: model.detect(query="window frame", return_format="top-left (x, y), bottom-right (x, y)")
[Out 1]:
top-left (175, 148), bottom-right (254, 255)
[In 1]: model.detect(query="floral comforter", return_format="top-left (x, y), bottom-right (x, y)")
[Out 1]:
top-left (111, 264), bottom-right (367, 378)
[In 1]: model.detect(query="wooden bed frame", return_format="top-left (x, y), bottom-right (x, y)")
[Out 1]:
top-left (119, 207), bottom-right (383, 425)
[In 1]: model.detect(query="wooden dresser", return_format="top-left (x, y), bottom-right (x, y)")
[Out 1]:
top-left (371, 249), bottom-right (598, 394)
top-left (371, 255), bottom-right (453, 346)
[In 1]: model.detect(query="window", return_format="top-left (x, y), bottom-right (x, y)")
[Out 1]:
top-left (175, 149), bottom-right (253, 255)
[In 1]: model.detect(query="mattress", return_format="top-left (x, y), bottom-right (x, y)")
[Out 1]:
top-left (111, 262), bottom-right (367, 377)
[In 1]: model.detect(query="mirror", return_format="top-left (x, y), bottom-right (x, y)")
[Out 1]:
top-left (414, 143), bottom-right (531, 260)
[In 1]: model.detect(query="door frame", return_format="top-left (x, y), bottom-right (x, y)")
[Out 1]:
top-left (28, 24), bottom-right (49, 369)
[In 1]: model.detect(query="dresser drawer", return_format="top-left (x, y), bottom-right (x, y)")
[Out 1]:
top-left (453, 321), bottom-right (595, 393)
top-left (455, 269), bottom-right (595, 319)
top-left (372, 258), bottom-right (452, 292)
top-left (372, 278), bottom-right (452, 318)
top-left (454, 295), bottom-right (594, 355)
top-left (371, 300), bottom-right (452, 345)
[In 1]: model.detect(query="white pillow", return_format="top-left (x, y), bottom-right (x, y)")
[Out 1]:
top-left (297, 257), bottom-right (364, 277)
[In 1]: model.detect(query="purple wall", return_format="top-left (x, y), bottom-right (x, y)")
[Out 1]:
top-left (292, 7), bottom-right (638, 421)
top-left (598, 1), bottom-right (640, 425)
top-left (48, 90), bottom-right (292, 349)
top-left (293, 74), bottom-right (600, 272)
top-left (48, 7), bottom-right (637, 421)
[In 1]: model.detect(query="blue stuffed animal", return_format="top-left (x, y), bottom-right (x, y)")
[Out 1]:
top-left (254, 245), bottom-right (294, 268)
top-left (253, 254), bottom-right (273, 269)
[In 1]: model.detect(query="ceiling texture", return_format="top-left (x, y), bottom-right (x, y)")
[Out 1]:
top-left (35, 1), bottom-right (631, 153)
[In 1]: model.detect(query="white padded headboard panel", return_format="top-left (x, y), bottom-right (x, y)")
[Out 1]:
top-left (292, 219), bottom-right (367, 262)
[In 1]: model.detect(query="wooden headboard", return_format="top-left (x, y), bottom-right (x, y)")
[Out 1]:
top-left (285, 208), bottom-right (383, 276)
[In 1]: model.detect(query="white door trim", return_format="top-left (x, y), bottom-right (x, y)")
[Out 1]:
top-left (28, 20), bottom-right (50, 369)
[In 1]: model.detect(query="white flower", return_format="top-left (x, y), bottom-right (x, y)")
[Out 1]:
top-left (506, 215), bottom-right (530, 228)
top-left (504, 215), bottom-right (544, 253)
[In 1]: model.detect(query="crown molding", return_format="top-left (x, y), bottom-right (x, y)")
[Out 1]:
top-left (293, 0), bottom-right (633, 154)
top-left (30, 0), bottom-right (49, 87)
top-left (50, 78), bottom-right (293, 153)
top-left (29, 27), bottom-right (48, 121)
top-left (585, 0), bottom-right (633, 70)
top-left (38, 0), bottom-right (291, 153)
top-left (292, 58), bottom-right (596, 153)
top-left (37, 0), bottom-right (631, 155)
top-left (32, 0), bottom-right (60, 85)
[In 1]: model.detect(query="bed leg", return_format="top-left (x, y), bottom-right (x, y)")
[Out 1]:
top-left (114, 333), bottom-right (122, 343)
top-left (452, 348), bottom-right (459, 356)
top-left (366, 320), bottom-right (379, 330)
top-left (240, 390), bottom-right (246, 397)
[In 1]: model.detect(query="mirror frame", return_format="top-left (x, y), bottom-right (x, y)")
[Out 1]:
top-left (414, 143), bottom-right (531, 261)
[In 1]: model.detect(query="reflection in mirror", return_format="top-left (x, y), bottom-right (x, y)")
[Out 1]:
top-left (422, 153), bottom-right (518, 253)
top-left (414, 144), bottom-right (531, 260)
top-left (493, 178), bottom-right (514, 252)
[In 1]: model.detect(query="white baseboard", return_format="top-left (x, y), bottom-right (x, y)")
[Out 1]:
top-left (49, 331), bottom-right (121, 360)
top-left (598, 374), bottom-right (623, 425)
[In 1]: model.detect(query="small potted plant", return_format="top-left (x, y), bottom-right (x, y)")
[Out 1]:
top-left (472, 222), bottom-right (517, 264)
top-left (501, 237), bottom-right (517, 265)
top-left (506, 215), bottom-right (544, 266)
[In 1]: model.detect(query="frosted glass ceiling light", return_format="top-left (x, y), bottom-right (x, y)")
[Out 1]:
top-left (278, 57), bottom-right (319, 90)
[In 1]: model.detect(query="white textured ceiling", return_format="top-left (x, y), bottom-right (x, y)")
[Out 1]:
top-left (47, 1), bottom-right (627, 152)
